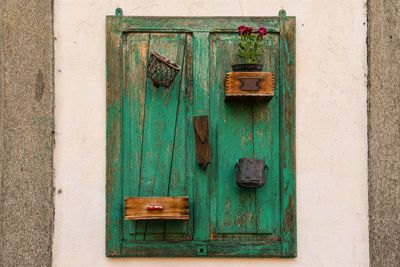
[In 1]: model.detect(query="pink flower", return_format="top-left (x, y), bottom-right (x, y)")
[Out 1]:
top-left (238, 25), bottom-right (253, 35)
top-left (258, 26), bottom-right (267, 37)
top-left (245, 26), bottom-right (253, 34)
top-left (238, 25), bottom-right (247, 35)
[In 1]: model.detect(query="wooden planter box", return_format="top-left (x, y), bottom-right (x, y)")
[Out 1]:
top-left (125, 196), bottom-right (189, 220)
top-left (225, 72), bottom-right (275, 101)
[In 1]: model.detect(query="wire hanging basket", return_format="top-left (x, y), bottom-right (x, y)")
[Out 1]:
top-left (147, 51), bottom-right (181, 88)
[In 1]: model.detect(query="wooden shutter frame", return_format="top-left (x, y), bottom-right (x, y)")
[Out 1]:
top-left (106, 11), bottom-right (296, 257)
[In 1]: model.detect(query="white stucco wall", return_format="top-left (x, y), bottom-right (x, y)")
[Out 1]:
top-left (53, 0), bottom-right (368, 266)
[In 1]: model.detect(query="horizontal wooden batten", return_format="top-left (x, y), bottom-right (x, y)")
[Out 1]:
top-left (117, 240), bottom-right (282, 257)
top-left (225, 72), bottom-right (275, 101)
top-left (107, 16), bottom-right (283, 33)
top-left (125, 196), bottom-right (189, 220)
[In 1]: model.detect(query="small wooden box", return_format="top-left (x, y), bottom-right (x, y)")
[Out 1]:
top-left (225, 72), bottom-right (274, 101)
top-left (125, 196), bottom-right (189, 220)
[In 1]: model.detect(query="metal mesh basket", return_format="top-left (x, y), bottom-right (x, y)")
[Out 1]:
top-left (147, 51), bottom-right (181, 88)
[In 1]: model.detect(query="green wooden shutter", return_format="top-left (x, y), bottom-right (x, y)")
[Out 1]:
top-left (121, 32), bottom-right (192, 241)
top-left (106, 11), bottom-right (296, 257)
top-left (209, 32), bottom-right (280, 237)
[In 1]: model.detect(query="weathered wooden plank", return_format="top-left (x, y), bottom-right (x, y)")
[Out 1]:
top-left (107, 16), bottom-right (282, 34)
top-left (193, 32), bottom-right (210, 115)
top-left (176, 33), bottom-right (195, 241)
top-left (119, 240), bottom-right (282, 257)
top-left (165, 35), bottom-right (193, 238)
top-left (106, 18), bottom-right (123, 256)
top-left (254, 33), bottom-right (281, 234)
top-left (121, 32), bottom-right (149, 240)
top-left (208, 33), bottom-right (219, 240)
top-left (279, 11), bottom-right (296, 257)
top-left (211, 233), bottom-right (280, 241)
top-left (206, 242), bottom-right (282, 257)
top-left (192, 32), bottom-right (210, 241)
top-left (123, 240), bottom-right (280, 245)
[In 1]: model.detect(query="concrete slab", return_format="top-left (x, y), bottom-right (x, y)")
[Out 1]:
top-left (368, 0), bottom-right (400, 266)
top-left (0, 1), bottom-right (54, 266)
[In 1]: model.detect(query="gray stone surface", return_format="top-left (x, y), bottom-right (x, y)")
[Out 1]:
top-left (368, 0), bottom-right (400, 266)
top-left (0, 1), bottom-right (54, 266)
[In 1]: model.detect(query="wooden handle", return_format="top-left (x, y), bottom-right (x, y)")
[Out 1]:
top-left (146, 204), bottom-right (164, 211)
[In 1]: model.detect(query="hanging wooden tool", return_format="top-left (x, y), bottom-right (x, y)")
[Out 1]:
top-left (193, 116), bottom-right (210, 170)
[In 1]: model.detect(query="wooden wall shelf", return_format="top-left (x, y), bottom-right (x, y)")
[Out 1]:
top-left (225, 72), bottom-right (275, 101)
top-left (125, 196), bottom-right (189, 220)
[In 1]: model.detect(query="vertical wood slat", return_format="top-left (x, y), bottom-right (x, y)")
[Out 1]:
top-left (165, 33), bottom-right (192, 239)
top-left (181, 33), bottom-right (195, 240)
top-left (254, 33), bottom-right (280, 234)
top-left (106, 21), bottom-right (123, 256)
top-left (193, 32), bottom-right (210, 116)
top-left (279, 11), bottom-right (296, 257)
top-left (192, 32), bottom-right (210, 241)
top-left (121, 33), bottom-right (149, 241)
top-left (208, 33), bottom-right (218, 240)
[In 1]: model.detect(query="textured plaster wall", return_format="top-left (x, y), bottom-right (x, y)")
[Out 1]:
top-left (54, 1), bottom-right (369, 266)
